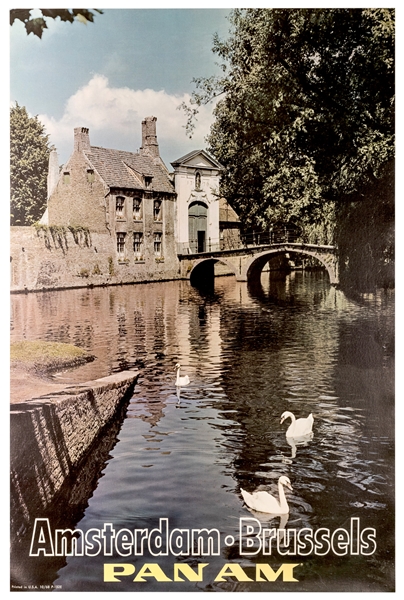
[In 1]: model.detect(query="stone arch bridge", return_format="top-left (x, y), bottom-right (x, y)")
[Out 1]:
top-left (179, 242), bottom-right (339, 287)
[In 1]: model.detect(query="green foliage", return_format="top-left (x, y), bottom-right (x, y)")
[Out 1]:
top-left (34, 223), bottom-right (67, 253)
top-left (10, 103), bottom-right (50, 226)
top-left (49, 225), bottom-right (68, 251)
top-left (33, 223), bottom-right (51, 246)
top-left (183, 8), bottom-right (394, 242)
top-left (67, 225), bottom-right (92, 247)
top-left (10, 9), bottom-right (103, 39)
top-left (33, 223), bottom-right (91, 252)
top-left (336, 159), bottom-right (394, 292)
top-left (34, 223), bottom-right (67, 252)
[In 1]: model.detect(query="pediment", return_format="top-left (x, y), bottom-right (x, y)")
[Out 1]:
top-left (171, 149), bottom-right (224, 171)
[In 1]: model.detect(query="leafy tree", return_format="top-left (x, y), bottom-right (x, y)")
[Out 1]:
top-left (335, 158), bottom-right (394, 291)
top-left (183, 8), bottom-right (394, 245)
top-left (10, 9), bottom-right (103, 39)
top-left (10, 103), bottom-right (50, 226)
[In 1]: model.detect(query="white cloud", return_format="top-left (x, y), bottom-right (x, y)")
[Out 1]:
top-left (38, 74), bottom-right (217, 166)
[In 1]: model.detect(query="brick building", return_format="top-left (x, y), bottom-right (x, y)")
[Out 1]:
top-left (10, 116), bottom-right (240, 292)
top-left (46, 117), bottom-right (177, 270)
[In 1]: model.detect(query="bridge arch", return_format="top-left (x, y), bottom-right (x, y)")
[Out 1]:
top-left (183, 243), bottom-right (338, 287)
top-left (188, 256), bottom-right (238, 286)
top-left (243, 247), bottom-right (338, 285)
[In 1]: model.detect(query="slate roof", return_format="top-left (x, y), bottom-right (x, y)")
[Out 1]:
top-left (85, 146), bottom-right (175, 194)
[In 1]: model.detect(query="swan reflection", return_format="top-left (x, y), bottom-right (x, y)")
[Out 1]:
top-left (244, 508), bottom-right (289, 529)
top-left (286, 432), bottom-right (314, 458)
top-left (240, 509), bottom-right (290, 548)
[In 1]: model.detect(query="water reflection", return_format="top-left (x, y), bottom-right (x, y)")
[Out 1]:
top-left (10, 272), bottom-right (394, 592)
top-left (239, 510), bottom-right (290, 551)
top-left (286, 432), bottom-right (314, 459)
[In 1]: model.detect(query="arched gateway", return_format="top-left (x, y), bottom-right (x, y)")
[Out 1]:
top-left (171, 149), bottom-right (224, 255)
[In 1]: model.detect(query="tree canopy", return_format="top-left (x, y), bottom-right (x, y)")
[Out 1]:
top-left (183, 8), bottom-right (394, 240)
top-left (10, 103), bottom-right (50, 226)
top-left (10, 9), bottom-right (103, 38)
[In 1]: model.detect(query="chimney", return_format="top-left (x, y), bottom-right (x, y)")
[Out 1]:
top-left (47, 147), bottom-right (59, 198)
top-left (140, 116), bottom-right (160, 158)
top-left (74, 127), bottom-right (90, 152)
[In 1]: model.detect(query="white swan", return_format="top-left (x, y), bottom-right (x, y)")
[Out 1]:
top-left (241, 476), bottom-right (293, 514)
top-left (280, 411), bottom-right (314, 438)
top-left (175, 363), bottom-right (190, 387)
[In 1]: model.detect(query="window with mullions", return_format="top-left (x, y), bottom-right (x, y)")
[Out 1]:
top-left (154, 199), bottom-right (162, 221)
top-left (133, 197), bottom-right (142, 220)
top-left (116, 232), bottom-right (126, 255)
top-left (133, 232), bottom-right (143, 258)
top-left (154, 232), bottom-right (162, 257)
top-left (116, 196), bottom-right (125, 218)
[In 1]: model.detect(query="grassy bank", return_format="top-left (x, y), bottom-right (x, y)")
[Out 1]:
top-left (10, 340), bottom-right (95, 375)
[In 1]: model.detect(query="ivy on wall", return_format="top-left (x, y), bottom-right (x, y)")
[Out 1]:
top-left (33, 224), bottom-right (92, 253)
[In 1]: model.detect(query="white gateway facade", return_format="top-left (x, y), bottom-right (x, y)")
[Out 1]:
top-left (171, 150), bottom-right (224, 254)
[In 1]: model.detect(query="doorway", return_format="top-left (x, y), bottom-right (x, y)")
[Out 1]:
top-left (188, 201), bottom-right (208, 253)
top-left (197, 231), bottom-right (206, 253)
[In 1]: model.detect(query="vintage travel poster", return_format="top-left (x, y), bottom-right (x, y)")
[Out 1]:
top-left (9, 6), bottom-right (395, 594)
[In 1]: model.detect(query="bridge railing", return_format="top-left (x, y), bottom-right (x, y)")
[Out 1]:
top-left (177, 229), bottom-right (302, 255)
top-left (241, 230), bottom-right (301, 246)
top-left (177, 239), bottom-right (222, 254)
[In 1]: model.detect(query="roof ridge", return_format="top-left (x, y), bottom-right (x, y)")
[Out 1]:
top-left (86, 145), bottom-right (175, 193)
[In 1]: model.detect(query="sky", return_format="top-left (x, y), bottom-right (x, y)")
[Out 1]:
top-left (9, 7), bottom-right (234, 168)
top-left (8, 3), bottom-right (402, 168)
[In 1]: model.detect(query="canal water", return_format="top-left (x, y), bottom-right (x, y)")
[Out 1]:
top-left (10, 271), bottom-right (395, 592)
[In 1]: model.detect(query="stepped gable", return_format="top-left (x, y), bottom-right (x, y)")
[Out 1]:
top-left (85, 146), bottom-right (175, 194)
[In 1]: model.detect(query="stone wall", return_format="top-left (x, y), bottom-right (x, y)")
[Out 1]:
top-left (10, 370), bottom-right (138, 542)
top-left (10, 225), bottom-right (182, 292)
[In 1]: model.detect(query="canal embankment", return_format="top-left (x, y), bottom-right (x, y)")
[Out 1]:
top-left (10, 363), bottom-right (139, 544)
top-left (10, 225), bottom-right (182, 293)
